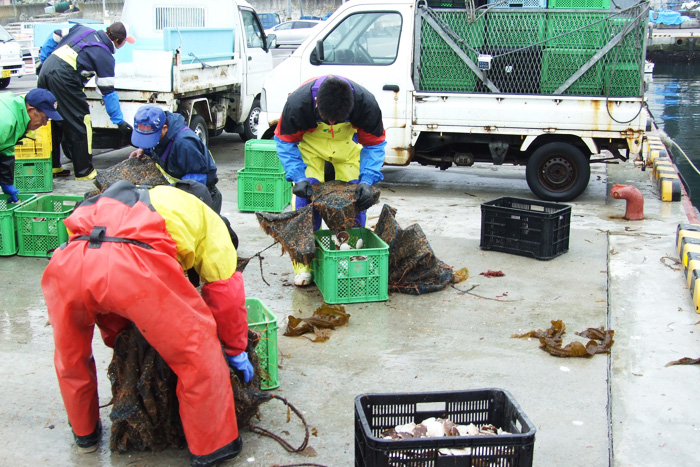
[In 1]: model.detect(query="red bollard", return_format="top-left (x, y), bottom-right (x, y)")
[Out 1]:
top-left (610, 184), bottom-right (645, 220)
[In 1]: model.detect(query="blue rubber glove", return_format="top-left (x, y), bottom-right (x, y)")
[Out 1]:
top-left (1, 184), bottom-right (19, 203)
top-left (227, 352), bottom-right (254, 383)
top-left (182, 173), bottom-right (208, 185)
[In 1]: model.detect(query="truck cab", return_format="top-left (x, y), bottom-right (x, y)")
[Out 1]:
top-left (0, 24), bottom-right (27, 89)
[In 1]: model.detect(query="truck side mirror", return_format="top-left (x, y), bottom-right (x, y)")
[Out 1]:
top-left (266, 33), bottom-right (277, 49)
top-left (315, 40), bottom-right (324, 62)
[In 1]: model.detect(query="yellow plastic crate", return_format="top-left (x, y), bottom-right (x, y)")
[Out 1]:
top-left (14, 124), bottom-right (52, 160)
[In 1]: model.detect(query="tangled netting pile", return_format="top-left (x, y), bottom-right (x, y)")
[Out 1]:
top-left (108, 326), bottom-right (271, 452)
top-left (256, 181), bottom-right (380, 265)
top-left (374, 204), bottom-right (454, 295)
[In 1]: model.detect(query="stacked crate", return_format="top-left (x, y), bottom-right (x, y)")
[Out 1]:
top-left (0, 194), bottom-right (38, 256)
top-left (237, 139), bottom-right (291, 212)
top-left (15, 195), bottom-right (83, 257)
top-left (13, 124), bottom-right (53, 193)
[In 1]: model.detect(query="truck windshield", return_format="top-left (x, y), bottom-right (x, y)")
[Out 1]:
top-left (318, 12), bottom-right (401, 66)
top-left (0, 25), bottom-right (14, 43)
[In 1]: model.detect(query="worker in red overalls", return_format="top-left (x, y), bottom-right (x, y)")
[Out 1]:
top-left (41, 180), bottom-right (251, 467)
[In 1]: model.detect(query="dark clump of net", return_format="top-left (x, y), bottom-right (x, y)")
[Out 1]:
top-left (108, 326), bottom-right (271, 453)
top-left (375, 204), bottom-right (454, 295)
top-left (256, 181), bottom-right (379, 265)
top-left (95, 157), bottom-right (169, 191)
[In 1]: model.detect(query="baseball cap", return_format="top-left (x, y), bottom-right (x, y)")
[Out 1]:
top-left (108, 22), bottom-right (135, 44)
top-left (131, 105), bottom-right (166, 149)
top-left (25, 88), bottom-right (63, 121)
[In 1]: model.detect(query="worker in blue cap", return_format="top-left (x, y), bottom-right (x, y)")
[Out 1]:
top-left (0, 88), bottom-right (62, 202)
top-left (130, 105), bottom-right (222, 213)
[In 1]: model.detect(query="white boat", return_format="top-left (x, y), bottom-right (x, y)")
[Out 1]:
top-left (645, 60), bottom-right (655, 74)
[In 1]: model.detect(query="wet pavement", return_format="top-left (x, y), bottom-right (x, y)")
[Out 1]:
top-left (1, 131), bottom-right (699, 466)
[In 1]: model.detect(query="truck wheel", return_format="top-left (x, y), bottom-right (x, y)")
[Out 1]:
top-left (0, 78), bottom-right (10, 90)
top-left (239, 98), bottom-right (260, 142)
top-left (189, 115), bottom-right (209, 148)
top-left (526, 142), bottom-right (590, 202)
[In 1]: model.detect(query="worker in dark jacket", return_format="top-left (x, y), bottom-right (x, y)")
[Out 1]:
top-left (130, 105), bottom-right (222, 213)
top-left (274, 75), bottom-right (386, 286)
top-left (0, 88), bottom-right (62, 201)
top-left (41, 180), bottom-right (251, 467)
top-left (37, 22), bottom-right (134, 180)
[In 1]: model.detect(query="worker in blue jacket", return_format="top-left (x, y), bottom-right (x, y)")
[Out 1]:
top-left (275, 75), bottom-right (386, 286)
top-left (37, 22), bottom-right (134, 180)
top-left (130, 105), bottom-right (222, 213)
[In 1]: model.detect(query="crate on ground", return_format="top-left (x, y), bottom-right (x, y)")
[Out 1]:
top-left (0, 194), bottom-right (38, 256)
top-left (237, 168), bottom-right (291, 212)
top-left (14, 124), bottom-right (52, 159)
top-left (14, 157), bottom-right (52, 193)
top-left (313, 227), bottom-right (389, 304)
top-left (355, 389), bottom-right (536, 467)
top-left (15, 195), bottom-right (83, 257)
top-left (244, 139), bottom-right (284, 172)
top-left (480, 197), bottom-right (571, 260)
top-left (246, 298), bottom-right (279, 391)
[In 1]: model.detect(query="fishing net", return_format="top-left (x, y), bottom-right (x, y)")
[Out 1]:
top-left (256, 181), bottom-right (380, 265)
top-left (374, 204), bottom-right (454, 295)
top-left (95, 157), bottom-right (169, 191)
top-left (108, 325), bottom-right (272, 453)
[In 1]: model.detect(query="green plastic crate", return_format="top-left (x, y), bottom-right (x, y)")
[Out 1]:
top-left (547, 0), bottom-right (611, 9)
top-left (486, 12), bottom-right (546, 48)
top-left (237, 168), bottom-right (291, 213)
top-left (540, 47), bottom-right (603, 95)
top-left (313, 228), bottom-right (389, 304)
top-left (246, 298), bottom-right (279, 391)
top-left (244, 139), bottom-right (284, 172)
top-left (15, 195), bottom-right (83, 257)
top-left (0, 194), bottom-right (38, 256)
top-left (545, 13), bottom-right (607, 49)
top-left (14, 157), bottom-right (52, 193)
top-left (604, 61), bottom-right (642, 97)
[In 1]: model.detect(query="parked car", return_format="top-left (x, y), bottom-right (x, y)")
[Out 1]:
top-left (258, 12), bottom-right (281, 30)
top-left (265, 19), bottom-right (320, 48)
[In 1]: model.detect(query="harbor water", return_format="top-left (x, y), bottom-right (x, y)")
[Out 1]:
top-left (645, 62), bottom-right (700, 210)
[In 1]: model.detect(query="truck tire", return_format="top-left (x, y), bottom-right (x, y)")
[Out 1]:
top-left (0, 78), bottom-right (10, 90)
top-left (526, 142), bottom-right (590, 202)
top-left (189, 115), bottom-right (209, 148)
top-left (239, 98), bottom-right (260, 142)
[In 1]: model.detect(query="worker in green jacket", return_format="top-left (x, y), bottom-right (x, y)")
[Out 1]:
top-left (0, 88), bottom-right (62, 202)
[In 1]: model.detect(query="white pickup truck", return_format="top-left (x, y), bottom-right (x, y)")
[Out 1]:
top-left (85, 0), bottom-right (274, 149)
top-left (259, 0), bottom-right (650, 201)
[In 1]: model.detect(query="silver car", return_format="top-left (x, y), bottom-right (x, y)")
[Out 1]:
top-left (265, 20), bottom-right (320, 48)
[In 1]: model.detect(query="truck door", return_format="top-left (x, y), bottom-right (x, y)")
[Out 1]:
top-left (240, 8), bottom-right (271, 107)
top-left (298, 7), bottom-right (412, 165)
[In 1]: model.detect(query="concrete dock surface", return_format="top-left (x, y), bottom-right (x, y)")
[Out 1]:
top-left (1, 131), bottom-right (699, 467)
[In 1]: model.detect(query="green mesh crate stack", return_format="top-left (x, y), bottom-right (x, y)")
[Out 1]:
top-left (15, 195), bottom-right (83, 257)
top-left (13, 124), bottom-right (53, 193)
top-left (238, 139), bottom-right (291, 212)
top-left (415, 3), bottom-right (647, 97)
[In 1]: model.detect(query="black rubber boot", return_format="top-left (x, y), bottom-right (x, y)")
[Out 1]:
top-left (189, 437), bottom-right (242, 467)
top-left (74, 419), bottom-right (102, 453)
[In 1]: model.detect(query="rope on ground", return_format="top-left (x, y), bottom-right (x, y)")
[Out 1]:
top-left (249, 394), bottom-right (310, 453)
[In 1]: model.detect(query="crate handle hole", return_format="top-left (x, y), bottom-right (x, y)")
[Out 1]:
top-left (416, 401), bottom-right (447, 416)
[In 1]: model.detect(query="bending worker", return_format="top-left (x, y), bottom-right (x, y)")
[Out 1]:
top-left (41, 180), bottom-right (252, 467)
top-left (0, 88), bottom-right (62, 202)
top-left (37, 22), bottom-right (134, 181)
top-left (130, 104), bottom-right (222, 213)
top-left (274, 75), bottom-right (386, 286)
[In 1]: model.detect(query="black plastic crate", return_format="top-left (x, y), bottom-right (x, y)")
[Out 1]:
top-left (355, 389), bottom-right (536, 467)
top-left (480, 197), bottom-right (571, 260)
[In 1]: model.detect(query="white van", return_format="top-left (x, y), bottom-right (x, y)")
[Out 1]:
top-left (0, 24), bottom-right (26, 89)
